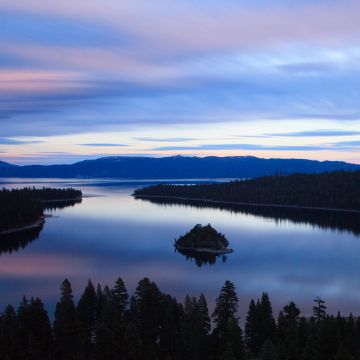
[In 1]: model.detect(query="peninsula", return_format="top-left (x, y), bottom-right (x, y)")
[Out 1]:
top-left (134, 170), bottom-right (360, 212)
top-left (0, 187), bottom-right (82, 233)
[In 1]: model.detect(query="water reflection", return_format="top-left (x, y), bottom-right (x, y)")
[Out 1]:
top-left (0, 198), bottom-right (82, 255)
top-left (43, 198), bottom-right (82, 211)
top-left (137, 197), bottom-right (360, 236)
top-left (1, 180), bottom-right (360, 319)
top-left (0, 224), bottom-right (44, 254)
top-left (175, 247), bottom-right (228, 267)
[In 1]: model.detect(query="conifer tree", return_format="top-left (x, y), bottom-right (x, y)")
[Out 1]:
top-left (334, 343), bottom-right (354, 360)
top-left (313, 297), bottom-right (326, 322)
top-left (245, 299), bottom-right (258, 355)
top-left (96, 299), bottom-right (122, 360)
top-left (112, 277), bottom-right (129, 314)
top-left (220, 342), bottom-right (237, 360)
top-left (53, 279), bottom-right (80, 359)
top-left (134, 278), bottom-right (163, 359)
top-left (123, 322), bottom-right (141, 360)
top-left (212, 281), bottom-right (239, 339)
top-left (259, 339), bottom-right (278, 360)
top-left (258, 293), bottom-right (276, 347)
top-left (77, 279), bottom-right (98, 357)
top-left (0, 305), bottom-right (20, 359)
top-left (301, 334), bottom-right (319, 360)
top-left (27, 297), bottom-right (53, 359)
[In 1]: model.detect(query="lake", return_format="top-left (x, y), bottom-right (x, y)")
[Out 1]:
top-left (1, 178), bottom-right (360, 320)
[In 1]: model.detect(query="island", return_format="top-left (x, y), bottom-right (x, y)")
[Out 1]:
top-left (174, 224), bottom-right (234, 254)
top-left (0, 187), bottom-right (82, 234)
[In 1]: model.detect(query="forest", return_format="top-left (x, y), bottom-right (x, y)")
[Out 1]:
top-left (0, 278), bottom-right (359, 360)
top-left (134, 170), bottom-right (360, 211)
top-left (0, 188), bottom-right (82, 232)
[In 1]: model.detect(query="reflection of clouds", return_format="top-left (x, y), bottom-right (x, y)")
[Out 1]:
top-left (0, 254), bottom-right (92, 278)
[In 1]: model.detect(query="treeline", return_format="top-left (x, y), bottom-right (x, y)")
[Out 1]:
top-left (134, 170), bottom-right (360, 211)
top-left (1, 278), bottom-right (359, 360)
top-left (0, 188), bottom-right (82, 232)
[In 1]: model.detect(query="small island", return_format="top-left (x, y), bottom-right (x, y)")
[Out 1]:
top-left (174, 224), bottom-right (234, 254)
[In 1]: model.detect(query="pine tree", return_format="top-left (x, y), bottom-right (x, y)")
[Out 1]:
top-left (95, 299), bottom-right (122, 360)
top-left (159, 294), bottom-right (184, 360)
top-left (301, 335), bottom-right (319, 360)
top-left (334, 343), bottom-right (354, 360)
top-left (259, 339), bottom-right (278, 360)
top-left (198, 293), bottom-right (211, 336)
top-left (212, 281), bottom-right (239, 340)
top-left (112, 277), bottom-right (129, 314)
top-left (245, 299), bottom-right (258, 356)
top-left (27, 297), bottom-right (53, 359)
top-left (227, 317), bottom-right (244, 360)
top-left (77, 279), bottom-right (98, 358)
top-left (123, 322), bottom-right (141, 360)
top-left (134, 278), bottom-right (163, 359)
top-left (316, 316), bottom-right (340, 360)
top-left (313, 297), bottom-right (326, 322)
top-left (53, 279), bottom-right (80, 359)
top-left (220, 342), bottom-right (237, 360)
top-left (258, 293), bottom-right (275, 346)
top-left (278, 302), bottom-right (301, 360)
top-left (0, 305), bottom-right (21, 359)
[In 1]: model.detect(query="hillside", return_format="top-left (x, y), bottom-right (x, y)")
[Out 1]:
top-left (134, 170), bottom-right (360, 211)
top-left (0, 156), bottom-right (358, 178)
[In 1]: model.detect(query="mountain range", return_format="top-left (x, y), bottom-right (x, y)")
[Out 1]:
top-left (0, 156), bottom-right (358, 179)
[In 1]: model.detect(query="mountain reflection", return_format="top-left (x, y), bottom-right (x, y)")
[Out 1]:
top-left (175, 247), bottom-right (228, 267)
top-left (137, 197), bottom-right (360, 236)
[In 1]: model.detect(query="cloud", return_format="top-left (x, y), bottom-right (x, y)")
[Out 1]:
top-left (0, 138), bottom-right (42, 145)
top-left (277, 62), bottom-right (335, 74)
top-left (152, 144), bottom-right (327, 151)
top-left (134, 137), bottom-right (198, 142)
top-left (266, 130), bottom-right (360, 137)
top-left (79, 143), bottom-right (128, 147)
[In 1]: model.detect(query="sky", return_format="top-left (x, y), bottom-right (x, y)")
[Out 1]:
top-left (1, 0), bottom-right (360, 164)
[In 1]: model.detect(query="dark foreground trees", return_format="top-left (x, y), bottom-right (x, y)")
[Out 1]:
top-left (1, 278), bottom-right (360, 360)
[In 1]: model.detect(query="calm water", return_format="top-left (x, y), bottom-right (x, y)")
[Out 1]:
top-left (1, 178), bottom-right (360, 319)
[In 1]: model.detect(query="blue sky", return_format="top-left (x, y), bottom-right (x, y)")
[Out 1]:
top-left (0, 0), bottom-right (360, 164)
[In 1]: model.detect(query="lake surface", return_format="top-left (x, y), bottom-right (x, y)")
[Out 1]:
top-left (1, 178), bottom-right (360, 320)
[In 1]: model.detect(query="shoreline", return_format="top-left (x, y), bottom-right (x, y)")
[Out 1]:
top-left (135, 194), bottom-right (360, 214)
top-left (41, 196), bottom-right (82, 203)
top-left (0, 216), bottom-right (45, 235)
top-left (175, 245), bottom-right (234, 254)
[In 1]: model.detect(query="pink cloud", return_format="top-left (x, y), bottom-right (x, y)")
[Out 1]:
top-left (1, 0), bottom-right (360, 54)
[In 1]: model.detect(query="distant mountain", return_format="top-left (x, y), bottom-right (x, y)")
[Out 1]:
top-left (0, 156), bottom-right (358, 179)
top-left (0, 161), bottom-right (16, 168)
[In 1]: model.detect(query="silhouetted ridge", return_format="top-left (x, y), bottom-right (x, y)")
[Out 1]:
top-left (0, 155), bottom-right (358, 178)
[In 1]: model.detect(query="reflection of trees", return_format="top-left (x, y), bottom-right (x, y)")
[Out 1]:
top-left (175, 247), bottom-right (228, 267)
top-left (0, 223), bottom-right (44, 255)
top-left (137, 197), bottom-right (360, 236)
top-left (0, 198), bottom-right (82, 255)
top-left (43, 198), bottom-right (82, 211)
